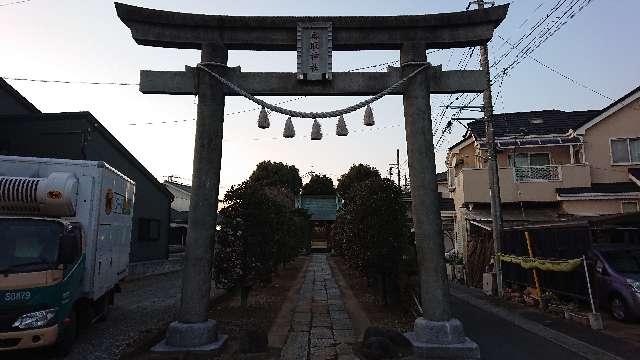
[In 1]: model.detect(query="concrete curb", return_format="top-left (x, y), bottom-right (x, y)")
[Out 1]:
top-left (328, 256), bottom-right (371, 342)
top-left (126, 257), bottom-right (184, 281)
top-left (450, 285), bottom-right (624, 360)
top-left (268, 257), bottom-right (311, 348)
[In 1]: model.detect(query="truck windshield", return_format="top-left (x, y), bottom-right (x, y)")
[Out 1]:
top-left (0, 219), bottom-right (63, 273)
top-left (601, 249), bottom-right (640, 274)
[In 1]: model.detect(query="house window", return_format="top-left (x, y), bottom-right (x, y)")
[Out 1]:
top-left (621, 201), bottom-right (639, 213)
top-left (138, 218), bottom-right (161, 242)
top-left (611, 138), bottom-right (640, 164)
top-left (509, 153), bottom-right (560, 182)
top-left (508, 153), bottom-right (551, 167)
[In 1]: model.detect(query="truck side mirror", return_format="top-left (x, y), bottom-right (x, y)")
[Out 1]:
top-left (59, 225), bottom-right (82, 265)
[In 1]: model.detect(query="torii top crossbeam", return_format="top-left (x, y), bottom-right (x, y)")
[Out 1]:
top-left (115, 2), bottom-right (508, 50)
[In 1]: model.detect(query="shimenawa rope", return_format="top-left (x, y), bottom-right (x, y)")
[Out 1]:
top-left (196, 61), bottom-right (429, 119)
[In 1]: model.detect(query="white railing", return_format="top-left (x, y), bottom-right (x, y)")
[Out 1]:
top-left (513, 165), bottom-right (561, 183)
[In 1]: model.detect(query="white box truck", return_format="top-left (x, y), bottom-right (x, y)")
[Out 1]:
top-left (0, 155), bottom-right (135, 353)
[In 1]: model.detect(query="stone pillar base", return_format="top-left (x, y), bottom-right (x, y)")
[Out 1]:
top-left (589, 313), bottom-right (604, 330)
top-left (404, 317), bottom-right (480, 359)
top-left (151, 320), bottom-right (228, 352)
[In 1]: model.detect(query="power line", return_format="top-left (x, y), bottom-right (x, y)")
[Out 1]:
top-left (489, 0), bottom-right (571, 73)
top-left (3, 52), bottom-right (443, 128)
top-left (1, 76), bottom-right (138, 86)
top-left (435, 0), bottom-right (602, 150)
top-left (435, 2), bottom-right (554, 145)
top-left (432, 47), bottom-right (476, 136)
top-left (1, 54), bottom-right (439, 89)
top-left (0, 0), bottom-right (32, 7)
top-left (496, 34), bottom-right (612, 101)
top-left (345, 60), bottom-right (399, 72)
top-left (491, 0), bottom-right (595, 86)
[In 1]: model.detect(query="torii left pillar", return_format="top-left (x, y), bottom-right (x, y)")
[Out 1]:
top-left (153, 42), bottom-right (229, 351)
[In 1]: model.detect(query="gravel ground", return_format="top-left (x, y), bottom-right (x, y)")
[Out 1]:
top-left (3, 271), bottom-right (181, 360)
top-left (128, 257), bottom-right (308, 360)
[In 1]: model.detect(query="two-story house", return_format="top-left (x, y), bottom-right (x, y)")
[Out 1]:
top-left (447, 85), bottom-right (640, 256)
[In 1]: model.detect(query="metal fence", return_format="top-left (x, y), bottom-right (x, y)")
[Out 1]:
top-left (502, 228), bottom-right (591, 300)
top-left (513, 165), bottom-right (561, 183)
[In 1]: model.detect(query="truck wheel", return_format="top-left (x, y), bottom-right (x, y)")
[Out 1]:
top-left (54, 309), bottom-right (77, 356)
top-left (610, 295), bottom-right (628, 321)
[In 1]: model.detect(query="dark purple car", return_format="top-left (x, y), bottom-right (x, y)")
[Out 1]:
top-left (590, 244), bottom-right (640, 321)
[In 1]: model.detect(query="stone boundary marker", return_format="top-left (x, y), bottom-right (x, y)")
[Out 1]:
top-left (450, 285), bottom-right (624, 360)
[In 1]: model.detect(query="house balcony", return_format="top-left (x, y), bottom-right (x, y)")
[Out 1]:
top-left (452, 164), bottom-right (591, 204)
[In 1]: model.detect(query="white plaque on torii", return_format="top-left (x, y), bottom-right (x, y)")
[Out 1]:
top-left (297, 22), bottom-right (332, 81)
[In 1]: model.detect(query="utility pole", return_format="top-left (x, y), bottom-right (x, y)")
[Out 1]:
top-left (396, 148), bottom-right (402, 187)
top-left (470, 0), bottom-right (504, 296)
top-left (389, 149), bottom-right (402, 187)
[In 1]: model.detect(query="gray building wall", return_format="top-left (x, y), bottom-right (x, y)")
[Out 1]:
top-left (0, 112), bottom-right (172, 262)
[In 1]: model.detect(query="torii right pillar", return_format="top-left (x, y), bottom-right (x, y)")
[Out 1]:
top-left (402, 42), bottom-right (480, 359)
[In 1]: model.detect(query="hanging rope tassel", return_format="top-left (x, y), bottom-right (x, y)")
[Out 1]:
top-left (336, 115), bottom-right (348, 136)
top-left (311, 119), bottom-right (322, 140)
top-left (363, 104), bottom-right (375, 126)
top-left (283, 117), bottom-right (295, 138)
top-left (257, 106), bottom-right (270, 129)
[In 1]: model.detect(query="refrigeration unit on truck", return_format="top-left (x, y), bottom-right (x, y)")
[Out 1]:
top-left (0, 155), bottom-right (135, 353)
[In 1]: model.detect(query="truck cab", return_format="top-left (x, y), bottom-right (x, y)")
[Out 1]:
top-left (0, 217), bottom-right (83, 351)
top-left (0, 156), bottom-right (135, 354)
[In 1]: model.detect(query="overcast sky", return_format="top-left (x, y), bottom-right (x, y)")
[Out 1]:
top-left (1, 0), bottom-right (637, 194)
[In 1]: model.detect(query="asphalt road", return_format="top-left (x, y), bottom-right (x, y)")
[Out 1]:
top-left (452, 297), bottom-right (587, 360)
top-left (2, 271), bottom-right (181, 360)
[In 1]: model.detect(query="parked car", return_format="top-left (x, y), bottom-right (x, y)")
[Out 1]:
top-left (589, 244), bottom-right (640, 321)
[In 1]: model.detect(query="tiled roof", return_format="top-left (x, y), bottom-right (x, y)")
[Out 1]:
top-left (599, 85), bottom-right (640, 117)
top-left (556, 182), bottom-right (640, 195)
top-left (467, 110), bottom-right (600, 140)
top-left (165, 180), bottom-right (192, 194)
top-left (299, 196), bottom-right (338, 221)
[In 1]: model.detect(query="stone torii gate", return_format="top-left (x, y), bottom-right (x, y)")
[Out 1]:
top-left (116, 3), bottom-right (507, 357)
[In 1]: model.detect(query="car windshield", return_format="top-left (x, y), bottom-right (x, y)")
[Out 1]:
top-left (0, 218), bottom-right (63, 273)
top-left (601, 249), bottom-right (640, 274)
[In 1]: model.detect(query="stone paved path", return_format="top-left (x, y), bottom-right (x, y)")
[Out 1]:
top-left (281, 254), bottom-right (357, 360)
